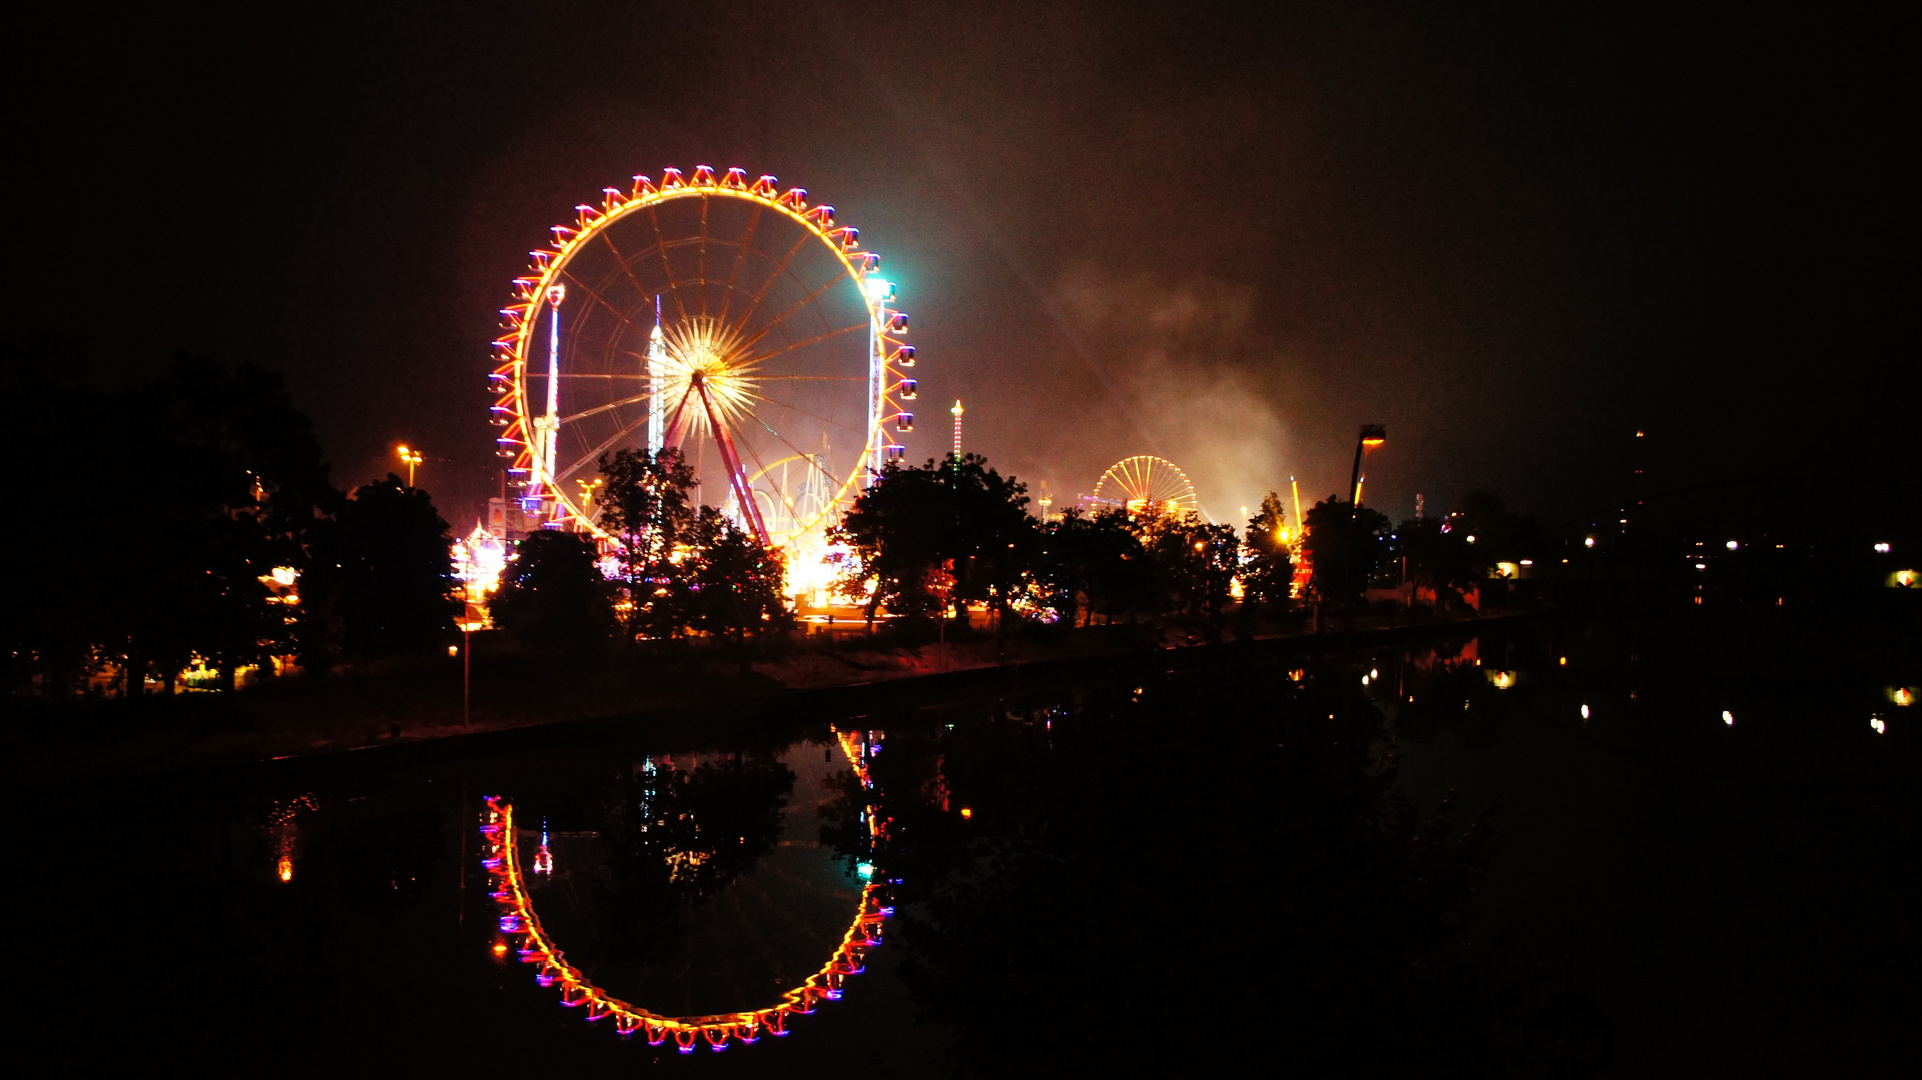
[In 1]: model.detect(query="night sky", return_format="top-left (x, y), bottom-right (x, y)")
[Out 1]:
top-left (22, 1), bottom-right (1904, 532)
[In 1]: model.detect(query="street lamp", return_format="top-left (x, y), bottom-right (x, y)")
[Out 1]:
top-left (397, 445), bottom-right (424, 487)
top-left (1350, 425), bottom-right (1385, 511)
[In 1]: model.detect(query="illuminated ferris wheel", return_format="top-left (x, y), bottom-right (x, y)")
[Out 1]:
top-left (1091, 455), bottom-right (1200, 517)
top-left (489, 167), bottom-right (917, 548)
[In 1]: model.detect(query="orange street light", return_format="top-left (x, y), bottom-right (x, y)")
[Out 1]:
top-left (397, 445), bottom-right (424, 487)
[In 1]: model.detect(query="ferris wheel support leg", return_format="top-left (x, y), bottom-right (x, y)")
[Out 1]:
top-left (661, 384), bottom-right (698, 452)
top-left (703, 388), bottom-right (772, 546)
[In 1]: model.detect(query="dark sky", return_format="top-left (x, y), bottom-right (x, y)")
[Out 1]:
top-left (21, 1), bottom-right (1905, 531)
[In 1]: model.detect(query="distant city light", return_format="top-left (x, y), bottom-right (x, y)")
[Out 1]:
top-left (1584, 537), bottom-right (1596, 548)
top-left (959, 808), bottom-right (973, 819)
top-left (1870, 717), bottom-right (1886, 734)
top-left (1465, 535), bottom-right (1477, 544)
top-left (1722, 711), bottom-right (1735, 725)
top-left (1726, 540), bottom-right (1739, 550)
top-left (1519, 559), bottom-right (1534, 566)
top-left (1695, 563), bottom-right (1707, 571)
top-left (1559, 657), bottom-right (1567, 666)
top-left (1580, 704), bottom-right (1590, 719)
top-left (1874, 542), bottom-right (1892, 553)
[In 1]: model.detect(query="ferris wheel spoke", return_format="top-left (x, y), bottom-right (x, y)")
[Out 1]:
top-left (644, 205), bottom-right (692, 325)
top-left (734, 230), bottom-right (813, 331)
top-left (739, 321), bottom-right (868, 368)
top-left (697, 195), bottom-right (710, 319)
top-left (735, 273), bottom-right (855, 355)
top-left (713, 203), bottom-right (765, 329)
top-left (734, 388), bottom-right (864, 434)
top-left (553, 412), bottom-right (653, 485)
top-left (560, 269), bottom-right (649, 336)
top-left (748, 375), bottom-right (865, 381)
top-left (734, 405), bottom-right (841, 487)
top-left (560, 391), bottom-right (652, 425)
top-left (596, 228), bottom-right (659, 311)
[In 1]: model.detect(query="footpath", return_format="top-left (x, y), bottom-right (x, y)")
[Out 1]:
top-left (23, 608), bottom-right (1554, 785)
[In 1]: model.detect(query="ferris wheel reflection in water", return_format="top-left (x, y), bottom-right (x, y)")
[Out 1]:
top-left (476, 728), bottom-right (891, 1053)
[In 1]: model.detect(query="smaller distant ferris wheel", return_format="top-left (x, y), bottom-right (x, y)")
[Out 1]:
top-left (1091, 455), bottom-right (1200, 517)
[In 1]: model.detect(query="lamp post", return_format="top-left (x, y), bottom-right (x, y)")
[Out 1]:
top-left (398, 445), bottom-right (424, 487)
top-left (1349, 425), bottom-right (1385, 512)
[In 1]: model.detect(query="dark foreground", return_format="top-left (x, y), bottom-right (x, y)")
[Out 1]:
top-left (21, 605), bottom-right (1915, 1076)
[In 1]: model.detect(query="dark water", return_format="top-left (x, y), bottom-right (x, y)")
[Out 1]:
top-left (27, 611), bottom-right (1915, 1075)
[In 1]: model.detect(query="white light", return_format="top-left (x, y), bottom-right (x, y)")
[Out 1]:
top-left (864, 277), bottom-right (894, 302)
top-left (1870, 717), bottom-right (1886, 734)
top-left (1519, 559), bottom-right (1533, 566)
top-left (1579, 704), bottom-right (1590, 720)
top-left (1722, 711), bottom-right (1734, 725)
top-left (1361, 675), bottom-right (1370, 685)
top-left (1465, 535), bottom-right (1477, 544)
top-left (1584, 537), bottom-right (1596, 548)
top-left (1695, 563), bottom-right (1707, 571)
top-left (1874, 542), bottom-right (1892, 553)
top-left (1370, 669), bottom-right (1379, 679)
top-left (1726, 540), bottom-right (1739, 551)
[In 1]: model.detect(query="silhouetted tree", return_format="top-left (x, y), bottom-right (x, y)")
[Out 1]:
top-left (1305, 496), bottom-right (1391, 606)
top-left (685, 507), bottom-right (792, 641)
top-left (1241, 492), bottom-right (1297, 613)
top-left (596, 447), bottom-right (697, 637)
top-left (831, 454), bottom-right (1036, 625)
top-left (1034, 508), bottom-right (1156, 626)
top-left (490, 531), bottom-right (616, 647)
top-left (11, 355), bottom-right (337, 695)
top-left (1136, 511), bottom-right (1240, 624)
top-left (304, 475), bottom-right (459, 662)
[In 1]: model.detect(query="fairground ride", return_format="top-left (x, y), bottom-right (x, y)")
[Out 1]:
top-left (489, 167), bottom-right (917, 570)
top-left (478, 728), bottom-right (891, 1053)
top-left (1088, 455), bottom-right (1201, 517)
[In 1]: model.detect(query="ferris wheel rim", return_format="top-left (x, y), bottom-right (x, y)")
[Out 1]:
top-left (1091, 454), bottom-right (1200, 512)
top-left (491, 167), bottom-right (911, 547)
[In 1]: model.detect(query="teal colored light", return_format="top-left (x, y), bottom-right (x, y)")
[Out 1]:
top-left (856, 862), bottom-right (875, 879)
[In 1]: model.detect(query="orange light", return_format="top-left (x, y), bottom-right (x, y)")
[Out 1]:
top-left (1559, 657), bottom-right (1567, 666)
top-left (492, 941), bottom-right (509, 957)
top-left (277, 857), bottom-right (293, 883)
top-left (1362, 438), bottom-right (1385, 448)
top-left (959, 807), bottom-right (973, 818)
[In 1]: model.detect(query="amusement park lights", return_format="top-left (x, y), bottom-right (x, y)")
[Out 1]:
top-left (489, 166), bottom-right (916, 563)
top-left (477, 728), bottom-right (890, 1053)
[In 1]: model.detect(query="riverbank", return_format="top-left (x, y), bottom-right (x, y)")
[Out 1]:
top-left (19, 608), bottom-right (1554, 785)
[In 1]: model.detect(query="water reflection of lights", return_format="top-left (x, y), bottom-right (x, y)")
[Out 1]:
top-left (478, 732), bottom-right (888, 1053)
top-left (269, 794), bottom-right (317, 884)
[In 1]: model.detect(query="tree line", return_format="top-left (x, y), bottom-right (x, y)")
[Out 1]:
top-left (827, 454), bottom-right (1539, 631)
top-left (12, 356), bottom-right (459, 697)
top-left (9, 355), bottom-right (1540, 698)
